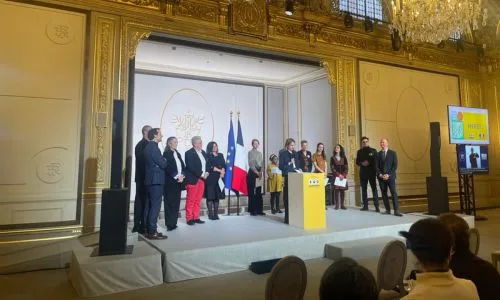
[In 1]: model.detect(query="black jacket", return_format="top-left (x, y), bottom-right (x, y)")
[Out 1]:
top-left (163, 148), bottom-right (186, 189)
top-left (134, 138), bottom-right (149, 183)
top-left (184, 148), bottom-right (210, 185)
top-left (298, 150), bottom-right (313, 172)
top-left (376, 149), bottom-right (398, 179)
top-left (279, 149), bottom-right (299, 177)
top-left (356, 146), bottom-right (377, 178)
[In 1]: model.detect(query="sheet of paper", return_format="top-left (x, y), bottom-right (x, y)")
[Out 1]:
top-left (218, 178), bottom-right (225, 191)
top-left (255, 178), bottom-right (263, 188)
top-left (334, 177), bottom-right (347, 187)
top-left (271, 167), bottom-right (282, 175)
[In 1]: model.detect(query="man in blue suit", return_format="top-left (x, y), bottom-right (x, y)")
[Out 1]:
top-left (143, 128), bottom-right (168, 240)
top-left (376, 138), bottom-right (402, 217)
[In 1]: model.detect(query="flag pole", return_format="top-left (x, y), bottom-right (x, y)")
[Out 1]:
top-left (227, 111), bottom-right (233, 216)
top-left (237, 111), bottom-right (240, 216)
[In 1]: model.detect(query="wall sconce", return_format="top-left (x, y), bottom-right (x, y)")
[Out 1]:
top-left (364, 17), bottom-right (373, 32)
top-left (344, 13), bottom-right (354, 28)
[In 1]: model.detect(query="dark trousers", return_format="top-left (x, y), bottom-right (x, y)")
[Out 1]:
top-left (360, 175), bottom-right (379, 208)
top-left (270, 192), bottom-right (281, 210)
top-left (378, 178), bottom-right (399, 212)
top-left (283, 177), bottom-right (289, 224)
top-left (134, 182), bottom-right (147, 231)
top-left (247, 173), bottom-right (263, 215)
top-left (145, 184), bottom-right (163, 234)
top-left (163, 184), bottom-right (181, 229)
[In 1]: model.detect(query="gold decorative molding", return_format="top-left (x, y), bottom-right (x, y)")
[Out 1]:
top-left (336, 59), bottom-right (346, 148)
top-left (175, 0), bottom-right (218, 23)
top-left (322, 60), bottom-right (336, 86)
top-left (92, 15), bottom-right (118, 184)
top-left (128, 30), bottom-right (151, 59)
top-left (303, 22), bottom-right (322, 47)
top-left (229, 0), bottom-right (268, 39)
top-left (270, 17), bottom-right (306, 40)
top-left (105, 0), bottom-right (160, 10)
top-left (344, 59), bottom-right (357, 176)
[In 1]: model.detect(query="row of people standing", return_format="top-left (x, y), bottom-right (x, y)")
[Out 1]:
top-left (133, 126), bottom-right (226, 240)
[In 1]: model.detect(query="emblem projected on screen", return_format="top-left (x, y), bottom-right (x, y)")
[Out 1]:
top-left (172, 111), bottom-right (205, 147)
top-left (447, 106), bottom-right (489, 145)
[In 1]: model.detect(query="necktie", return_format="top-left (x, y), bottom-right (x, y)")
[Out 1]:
top-left (382, 151), bottom-right (386, 160)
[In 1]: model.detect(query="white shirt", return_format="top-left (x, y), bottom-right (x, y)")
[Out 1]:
top-left (402, 270), bottom-right (479, 300)
top-left (173, 150), bottom-right (182, 179)
top-left (195, 148), bottom-right (206, 174)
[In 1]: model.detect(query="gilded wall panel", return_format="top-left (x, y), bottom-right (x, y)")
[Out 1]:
top-left (229, 0), bottom-right (268, 39)
top-left (174, 0), bottom-right (218, 23)
top-left (0, 1), bottom-right (86, 226)
top-left (105, 0), bottom-right (160, 10)
top-left (359, 61), bottom-right (460, 197)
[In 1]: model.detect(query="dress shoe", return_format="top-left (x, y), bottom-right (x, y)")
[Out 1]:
top-left (187, 220), bottom-right (195, 225)
top-left (394, 211), bottom-right (403, 217)
top-left (214, 215), bottom-right (220, 220)
top-left (194, 219), bottom-right (205, 224)
top-left (341, 206), bottom-right (347, 210)
top-left (147, 232), bottom-right (168, 240)
top-left (375, 207), bottom-right (380, 213)
top-left (271, 209), bottom-right (276, 214)
top-left (167, 225), bottom-right (178, 231)
top-left (258, 212), bottom-right (266, 216)
top-left (382, 210), bottom-right (391, 215)
top-left (277, 209), bottom-right (283, 213)
top-left (360, 207), bottom-right (368, 211)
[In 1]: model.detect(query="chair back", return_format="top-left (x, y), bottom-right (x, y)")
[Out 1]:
top-left (265, 256), bottom-right (307, 300)
top-left (377, 240), bottom-right (407, 295)
top-left (469, 228), bottom-right (480, 255)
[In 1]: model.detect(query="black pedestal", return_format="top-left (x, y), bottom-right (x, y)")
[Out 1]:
top-left (426, 176), bottom-right (449, 215)
top-left (99, 188), bottom-right (130, 256)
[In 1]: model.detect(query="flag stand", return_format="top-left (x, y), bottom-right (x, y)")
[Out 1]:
top-left (236, 192), bottom-right (240, 216)
top-left (227, 189), bottom-right (231, 216)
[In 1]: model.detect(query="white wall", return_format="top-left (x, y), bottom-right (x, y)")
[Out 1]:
top-left (300, 77), bottom-right (334, 156)
top-left (266, 87), bottom-right (284, 159)
top-left (131, 73), bottom-right (264, 198)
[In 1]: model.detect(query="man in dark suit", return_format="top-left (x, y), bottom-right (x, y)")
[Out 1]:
top-left (143, 128), bottom-right (168, 240)
top-left (376, 138), bottom-right (402, 217)
top-left (162, 136), bottom-right (185, 231)
top-left (356, 136), bottom-right (379, 212)
top-left (469, 148), bottom-right (479, 168)
top-left (132, 125), bottom-right (151, 233)
top-left (184, 136), bottom-right (209, 225)
top-left (279, 138), bottom-right (300, 224)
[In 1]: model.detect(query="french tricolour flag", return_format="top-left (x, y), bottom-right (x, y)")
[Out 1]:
top-left (231, 118), bottom-right (248, 195)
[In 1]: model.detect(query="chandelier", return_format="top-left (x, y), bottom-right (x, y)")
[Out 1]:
top-left (390, 0), bottom-right (488, 44)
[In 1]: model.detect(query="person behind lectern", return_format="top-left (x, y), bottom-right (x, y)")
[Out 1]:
top-left (298, 140), bottom-right (312, 172)
top-left (279, 138), bottom-right (300, 224)
top-left (143, 128), bottom-right (168, 240)
top-left (356, 136), bottom-right (380, 212)
top-left (132, 125), bottom-right (151, 234)
top-left (376, 138), bottom-right (402, 217)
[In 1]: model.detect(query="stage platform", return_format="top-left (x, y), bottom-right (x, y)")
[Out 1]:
top-left (141, 208), bottom-right (429, 283)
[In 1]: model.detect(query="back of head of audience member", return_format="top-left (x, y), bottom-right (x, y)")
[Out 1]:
top-left (400, 218), bottom-right (454, 272)
top-left (439, 213), bottom-right (470, 255)
top-left (319, 257), bottom-right (378, 300)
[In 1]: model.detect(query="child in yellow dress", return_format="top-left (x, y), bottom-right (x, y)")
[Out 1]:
top-left (267, 154), bottom-right (283, 214)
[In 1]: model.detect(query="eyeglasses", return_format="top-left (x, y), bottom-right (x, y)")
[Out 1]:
top-left (361, 140), bottom-right (368, 144)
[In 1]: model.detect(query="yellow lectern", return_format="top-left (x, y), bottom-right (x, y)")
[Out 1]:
top-left (288, 172), bottom-right (326, 229)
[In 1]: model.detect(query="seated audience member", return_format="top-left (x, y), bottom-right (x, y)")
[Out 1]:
top-left (440, 213), bottom-right (500, 300)
top-left (319, 257), bottom-right (378, 300)
top-left (399, 218), bottom-right (479, 300)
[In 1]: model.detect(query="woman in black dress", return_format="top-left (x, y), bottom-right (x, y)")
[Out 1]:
top-left (205, 141), bottom-right (225, 220)
top-left (330, 144), bottom-right (349, 210)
